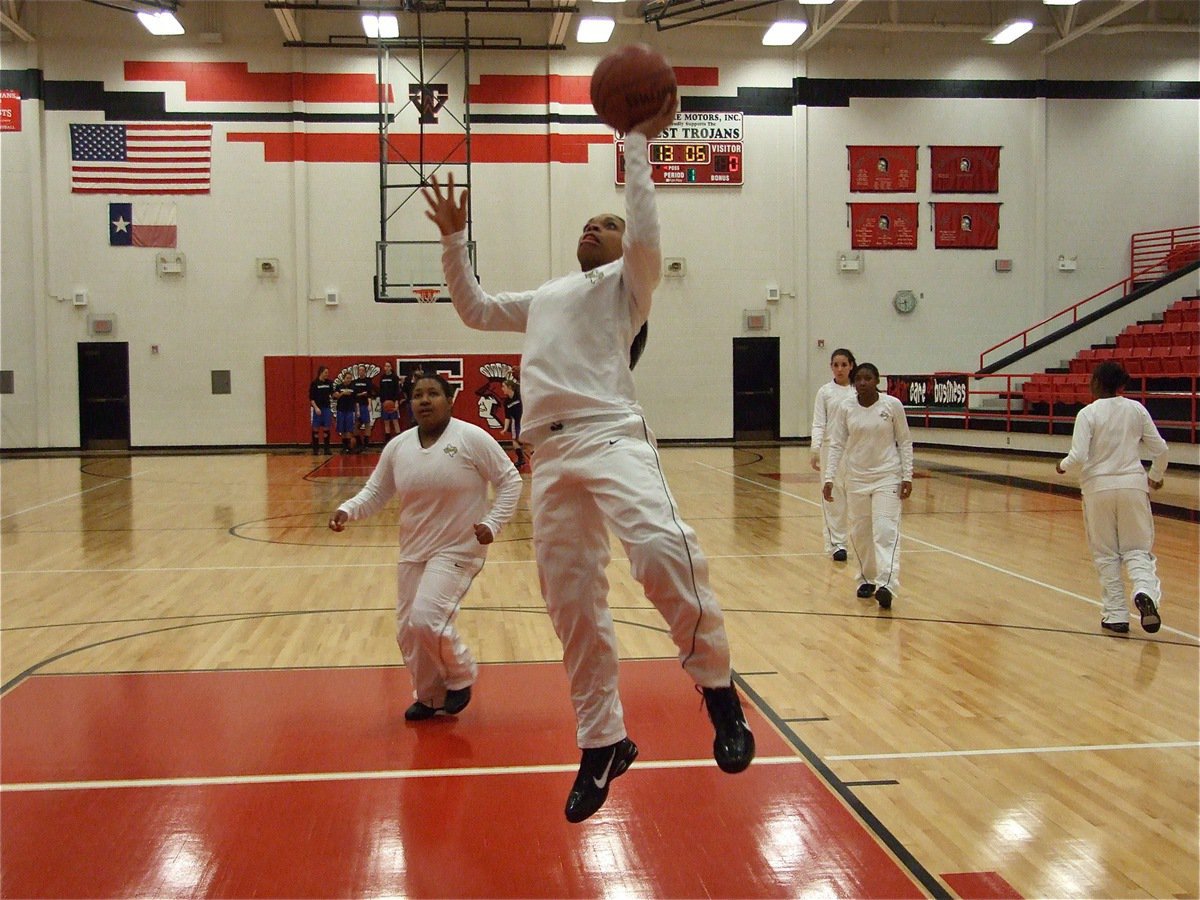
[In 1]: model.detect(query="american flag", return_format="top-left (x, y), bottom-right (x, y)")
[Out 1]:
top-left (70, 123), bottom-right (212, 194)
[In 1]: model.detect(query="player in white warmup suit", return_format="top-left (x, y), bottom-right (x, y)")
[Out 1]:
top-left (823, 362), bottom-right (914, 610)
top-left (1056, 360), bottom-right (1168, 634)
top-left (810, 348), bottom-right (856, 562)
top-left (422, 98), bottom-right (754, 823)
top-left (329, 374), bottom-right (523, 721)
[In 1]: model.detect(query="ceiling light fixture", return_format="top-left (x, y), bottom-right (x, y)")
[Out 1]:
top-left (984, 19), bottom-right (1034, 44)
top-left (763, 20), bottom-right (808, 45)
top-left (577, 16), bottom-right (615, 43)
top-left (361, 13), bottom-right (399, 39)
top-left (136, 10), bottom-right (184, 35)
top-left (1042, 0), bottom-right (1081, 5)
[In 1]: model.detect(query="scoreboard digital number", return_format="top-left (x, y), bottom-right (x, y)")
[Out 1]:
top-left (616, 140), bottom-right (743, 186)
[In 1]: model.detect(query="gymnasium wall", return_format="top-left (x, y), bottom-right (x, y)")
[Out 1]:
top-left (1, 7), bottom-right (1196, 449)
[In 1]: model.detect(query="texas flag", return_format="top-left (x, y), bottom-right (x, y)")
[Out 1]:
top-left (109, 202), bottom-right (177, 247)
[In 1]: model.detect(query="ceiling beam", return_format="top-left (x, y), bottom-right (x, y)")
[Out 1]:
top-left (1043, 0), bottom-right (1144, 54)
top-left (798, 0), bottom-right (863, 52)
top-left (273, 7), bottom-right (302, 41)
top-left (0, 8), bottom-right (33, 41)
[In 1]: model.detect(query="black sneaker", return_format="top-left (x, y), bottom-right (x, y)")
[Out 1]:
top-left (564, 737), bottom-right (638, 823)
top-left (856, 583), bottom-right (875, 599)
top-left (444, 685), bottom-right (472, 715)
top-left (1101, 620), bottom-right (1130, 634)
top-left (701, 684), bottom-right (755, 774)
top-left (875, 587), bottom-right (893, 610)
top-left (404, 701), bottom-right (439, 721)
top-left (1134, 593), bottom-right (1161, 633)
top-left (832, 549), bottom-right (848, 562)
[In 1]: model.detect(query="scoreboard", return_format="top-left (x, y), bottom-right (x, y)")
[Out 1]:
top-left (615, 111), bottom-right (744, 187)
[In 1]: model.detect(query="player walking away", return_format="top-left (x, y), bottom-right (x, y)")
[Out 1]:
top-left (352, 365), bottom-right (374, 453)
top-left (378, 362), bottom-right (403, 444)
top-left (309, 365), bottom-right (334, 456)
top-left (823, 362), bottom-right (914, 610)
top-left (810, 348), bottom-right (856, 561)
top-left (1056, 361), bottom-right (1168, 634)
top-left (423, 96), bottom-right (755, 824)
top-left (329, 373), bottom-right (522, 719)
top-left (334, 379), bottom-right (358, 454)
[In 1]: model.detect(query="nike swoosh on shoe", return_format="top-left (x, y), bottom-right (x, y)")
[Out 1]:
top-left (592, 749), bottom-right (616, 789)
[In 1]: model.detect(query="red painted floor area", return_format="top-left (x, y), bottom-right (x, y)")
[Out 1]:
top-left (2, 661), bottom-right (926, 899)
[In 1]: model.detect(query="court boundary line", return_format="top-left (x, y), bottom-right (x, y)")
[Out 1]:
top-left (699, 461), bottom-right (1200, 643)
top-left (734, 674), bottom-right (952, 899)
top-left (828, 739), bottom-right (1200, 762)
top-left (0, 755), bottom-right (805, 793)
top-left (0, 477), bottom-right (131, 521)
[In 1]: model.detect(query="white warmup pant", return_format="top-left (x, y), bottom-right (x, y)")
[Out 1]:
top-left (846, 478), bottom-right (902, 594)
top-left (1081, 488), bottom-right (1161, 624)
top-left (526, 414), bottom-right (732, 749)
top-left (394, 553), bottom-right (484, 707)
top-left (819, 446), bottom-right (848, 555)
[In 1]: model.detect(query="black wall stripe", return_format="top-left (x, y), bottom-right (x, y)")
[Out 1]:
top-left (4, 69), bottom-right (1196, 121)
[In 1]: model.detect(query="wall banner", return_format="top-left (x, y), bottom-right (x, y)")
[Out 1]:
top-left (265, 354), bottom-right (523, 445)
top-left (930, 145), bottom-right (1000, 193)
top-left (849, 203), bottom-right (919, 249)
top-left (886, 374), bottom-right (969, 410)
top-left (848, 145), bottom-right (918, 192)
top-left (933, 201), bottom-right (1000, 249)
top-left (0, 89), bottom-right (21, 132)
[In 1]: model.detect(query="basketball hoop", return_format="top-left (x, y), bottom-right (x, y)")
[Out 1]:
top-left (413, 287), bottom-right (441, 304)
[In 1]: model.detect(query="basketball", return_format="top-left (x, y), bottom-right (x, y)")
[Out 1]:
top-left (590, 44), bottom-right (677, 134)
top-left (383, 400), bottom-right (398, 413)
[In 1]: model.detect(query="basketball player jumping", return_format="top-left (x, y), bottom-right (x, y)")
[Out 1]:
top-left (422, 97), bottom-right (755, 823)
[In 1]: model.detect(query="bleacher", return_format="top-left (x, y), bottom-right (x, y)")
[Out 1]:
top-left (1022, 296), bottom-right (1199, 409)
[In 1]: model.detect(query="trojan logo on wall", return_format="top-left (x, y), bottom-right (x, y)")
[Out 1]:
top-left (408, 83), bottom-right (449, 124)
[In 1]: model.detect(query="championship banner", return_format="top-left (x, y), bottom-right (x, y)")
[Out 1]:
top-left (850, 203), bottom-right (918, 250)
top-left (885, 374), bottom-right (968, 410)
top-left (0, 89), bottom-right (20, 132)
top-left (933, 202), bottom-right (1000, 249)
top-left (930, 145), bottom-right (1000, 193)
top-left (848, 145), bottom-right (917, 192)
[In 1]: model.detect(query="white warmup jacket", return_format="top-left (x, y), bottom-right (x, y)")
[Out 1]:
top-left (811, 381), bottom-right (855, 554)
top-left (824, 394), bottom-right (914, 595)
top-left (1059, 395), bottom-right (1169, 620)
top-left (337, 418), bottom-right (522, 706)
top-left (439, 133), bottom-right (733, 748)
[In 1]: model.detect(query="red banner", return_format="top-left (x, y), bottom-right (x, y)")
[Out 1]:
top-left (265, 353), bottom-right (523, 445)
top-left (933, 202), bottom-right (1000, 249)
top-left (848, 145), bottom-right (917, 192)
top-left (930, 146), bottom-right (1000, 193)
top-left (0, 89), bottom-right (20, 132)
top-left (850, 203), bottom-right (919, 249)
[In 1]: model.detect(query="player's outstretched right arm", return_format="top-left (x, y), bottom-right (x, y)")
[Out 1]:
top-left (422, 174), bottom-right (531, 333)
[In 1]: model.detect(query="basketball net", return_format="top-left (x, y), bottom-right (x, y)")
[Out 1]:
top-left (413, 287), bottom-right (440, 304)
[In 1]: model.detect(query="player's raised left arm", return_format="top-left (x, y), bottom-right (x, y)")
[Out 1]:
top-left (622, 96), bottom-right (676, 324)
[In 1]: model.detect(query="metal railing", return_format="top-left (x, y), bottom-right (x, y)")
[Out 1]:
top-left (979, 225), bottom-right (1200, 371)
top-left (900, 371), bottom-right (1199, 443)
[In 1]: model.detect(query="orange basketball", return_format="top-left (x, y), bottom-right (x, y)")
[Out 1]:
top-left (382, 400), bottom-right (398, 413)
top-left (590, 44), bottom-right (677, 134)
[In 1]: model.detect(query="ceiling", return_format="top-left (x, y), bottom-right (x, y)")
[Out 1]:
top-left (2, 0), bottom-right (1199, 55)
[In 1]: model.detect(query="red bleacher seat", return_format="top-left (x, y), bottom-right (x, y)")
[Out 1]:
top-left (1124, 347), bottom-right (1153, 376)
top-left (1070, 348), bottom-right (1097, 373)
top-left (1163, 349), bottom-right (1200, 375)
top-left (1131, 325), bottom-right (1158, 349)
top-left (1165, 302), bottom-right (1200, 325)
